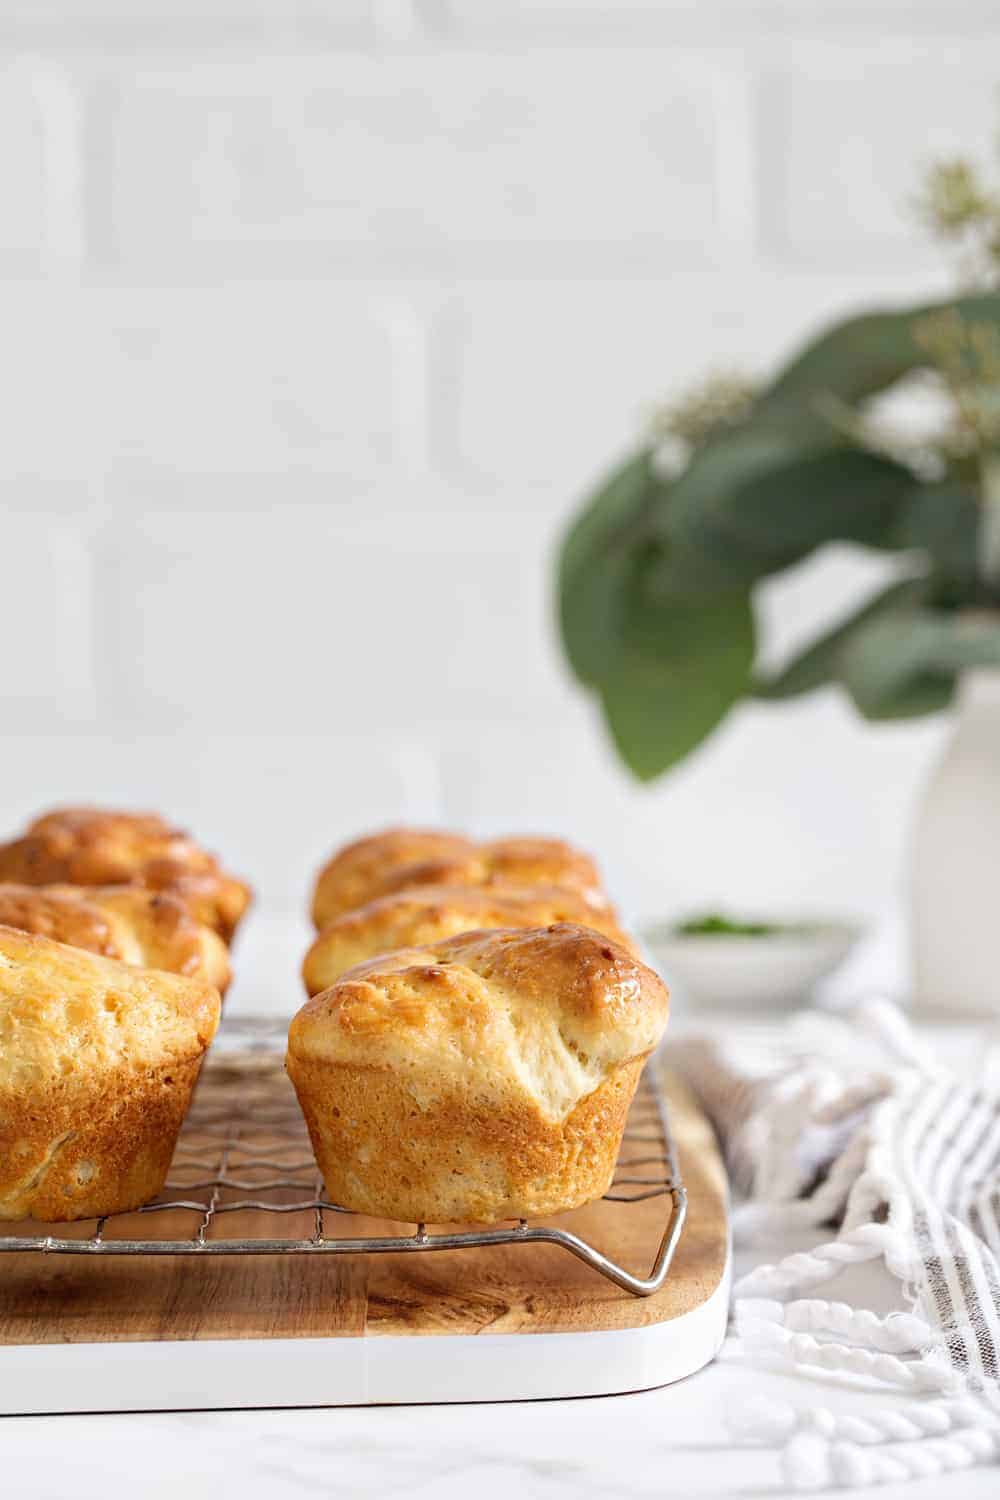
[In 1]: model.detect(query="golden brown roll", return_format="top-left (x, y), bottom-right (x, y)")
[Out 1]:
top-left (310, 827), bottom-right (606, 930)
top-left (128, 863), bottom-right (251, 946)
top-left (287, 923), bottom-right (669, 1225)
top-left (303, 882), bottom-right (638, 995)
top-left (0, 924), bottom-right (220, 1222)
top-left (0, 806), bottom-right (252, 943)
top-left (0, 882), bottom-right (231, 995)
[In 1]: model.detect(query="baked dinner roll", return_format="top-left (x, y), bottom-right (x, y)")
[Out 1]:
top-left (311, 827), bottom-right (606, 930)
top-left (0, 883), bottom-right (231, 995)
top-left (0, 924), bottom-right (220, 1222)
top-left (303, 883), bottom-right (638, 995)
top-left (287, 924), bottom-right (669, 1224)
top-left (0, 806), bottom-right (252, 943)
top-left (128, 863), bottom-right (251, 946)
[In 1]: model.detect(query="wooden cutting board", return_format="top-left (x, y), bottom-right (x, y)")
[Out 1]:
top-left (0, 1056), bottom-right (730, 1410)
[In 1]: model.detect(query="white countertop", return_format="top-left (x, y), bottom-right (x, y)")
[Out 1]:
top-left (7, 1305), bottom-right (998, 1500)
top-left (5, 920), bottom-right (999, 1500)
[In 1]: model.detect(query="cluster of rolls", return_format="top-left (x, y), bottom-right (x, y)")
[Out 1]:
top-left (0, 811), bottom-right (669, 1231)
top-left (0, 807), bottom-right (250, 1222)
top-left (288, 829), bottom-right (670, 1225)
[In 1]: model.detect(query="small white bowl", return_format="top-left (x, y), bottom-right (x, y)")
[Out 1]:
top-left (638, 919), bottom-right (862, 1011)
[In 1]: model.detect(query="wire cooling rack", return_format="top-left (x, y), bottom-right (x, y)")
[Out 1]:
top-left (0, 1018), bottom-right (687, 1297)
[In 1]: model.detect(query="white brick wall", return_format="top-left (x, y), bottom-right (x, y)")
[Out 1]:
top-left (761, 51), bottom-right (1000, 266)
top-left (3, 514), bottom-right (97, 725)
top-left (0, 2), bottom-right (995, 1008)
top-left (91, 503), bottom-right (565, 731)
top-left (0, 60), bottom-right (82, 269)
top-left (0, 65), bottom-right (47, 262)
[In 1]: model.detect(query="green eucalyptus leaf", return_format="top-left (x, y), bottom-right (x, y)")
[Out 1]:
top-left (667, 442), bottom-right (918, 586)
top-left (644, 535), bottom-right (750, 598)
top-left (559, 546), bottom-right (633, 687)
top-left (597, 567), bottom-right (755, 781)
top-left (892, 479), bottom-right (980, 592)
top-left (559, 450), bottom-right (661, 685)
top-left (840, 614), bottom-right (957, 720)
top-left (760, 291), bottom-right (1000, 420)
top-left (560, 450), bottom-right (658, 586)
top-left (756, 575), bottom-right (929, 700)
top-left (839, 608), bottom-right (1000, 720)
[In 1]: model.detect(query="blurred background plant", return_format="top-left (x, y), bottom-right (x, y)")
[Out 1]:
top-left (559, 136), bottom-right (1000, 780)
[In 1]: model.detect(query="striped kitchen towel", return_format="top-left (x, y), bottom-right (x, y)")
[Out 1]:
top-left (674, 999), bottom-right (1000, 1489)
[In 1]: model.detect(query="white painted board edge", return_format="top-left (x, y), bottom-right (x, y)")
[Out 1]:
top-left (0, 1249), bottom-right (730, 1413)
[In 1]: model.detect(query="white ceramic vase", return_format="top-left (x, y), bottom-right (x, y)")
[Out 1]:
top-left (911, 669), bottom-right (1000, 1016)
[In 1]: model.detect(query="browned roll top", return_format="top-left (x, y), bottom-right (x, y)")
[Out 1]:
top-left (311, 826), bottom-right (606, 930)
top-left (0, 806), bottom-right (252, 943)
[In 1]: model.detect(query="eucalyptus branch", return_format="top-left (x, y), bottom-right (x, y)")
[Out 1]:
top-left (558, 109), bottom-right (1000, 780)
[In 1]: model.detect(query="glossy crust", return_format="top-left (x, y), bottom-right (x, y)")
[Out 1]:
top-left (287, 923), bottom-right (669, 1224)
top-left (0, 883), bottom-right (231, 995)
top-left (0, 924), bottom-right (220, 1221)
top-left (303, 882), bottom-right (638, 995)
top-left (310, 827), bottom-right (606, 930)
top-left (0, 807), bottom-right (252, 943)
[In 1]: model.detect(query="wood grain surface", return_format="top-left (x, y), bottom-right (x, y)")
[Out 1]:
top-left (0, 1058), bottom-right (728, 1346)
